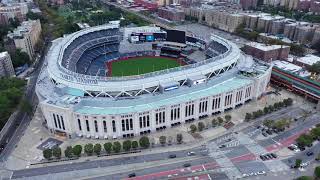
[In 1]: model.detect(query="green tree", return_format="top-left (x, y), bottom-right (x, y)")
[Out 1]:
top-left (314, 166), bottom-right (320, 179)
top-left (10, 49), bottom-right (31, 68)
top-left (122, 140), bottom-right (132, 151)
top-left (64, 146), bottom-right (73, 158)
top-left (296, 176), bottom-right (313, 180)
top-left (297, 134), bottom-right (314, 147)
top-left (190, 124), bottom-right (197, 133)
top-left (263, 107), bottom-right (269, 114)
top-left (176, 133), bottom-right (183, 144)
top-left (307, 61), bottom-right (320, 74)
top-left (217, 117), bottom-right (224, 124)
top-left (52, 147), bottom-right (61, 159)
top-left (131, 141), bottom-right (139, 149)
top-left (198, 122), bottom-right (205, 131)
top-left (311, 127), bottom-right (320, 139)
top-left (104, 142), bottom-right (112, 154)
top-left (113, 141), bottom-right (121, 153)
top-left (43, 149), bottom-right (52, 160)
top-left (263, 119), bottom-right (274, 128)
top-left (212, 118), bottom-right (218, 127)
top-left (159, 136), bottom-right (167, 145)
top-left (84, 143), bottom-right (94, 155)
top-left (72, 145), bottom-right (82, 157)
top-left (245, 113), bottom-right (252, 121)
top-left (283, 98), bottom-right (293, 106)
top-left (93, 144), bottom-right (102, 155)
top-left (139, 136), bottom-right (150, 148)
top-left (295, 159), bottom-right (302, 168)
top-left (224, 115), bottom-right (232, 122)
top-left (268, 105), bottom-right (274, 112)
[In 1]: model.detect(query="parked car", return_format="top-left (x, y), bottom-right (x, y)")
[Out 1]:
top-left (266, 130), bottom-right (273, 135)
top-left (271, 153), bottom-right (277, 158)
top-left (183, 163), bottom-right (191, 167)
top-left (301, 162), bottom-right (309, 167)
top-left (128, 173), bottom-right (136, 178)
top-left (306, 151), bottom-right (314, 156)
top-left (262, 132), bottom-right (268, 137)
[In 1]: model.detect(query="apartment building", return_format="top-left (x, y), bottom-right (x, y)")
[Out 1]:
top-left (7, 19), bottom-right (42, 60)
top-left (0, 51), bottom-right (15, 77)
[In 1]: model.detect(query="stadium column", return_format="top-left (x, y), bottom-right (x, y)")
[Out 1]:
top-left (207, 96), bottom-right (213, 115)
top-left (240, 87), bottom-right (246, 105)
top-left (231, 90), bottom-right (237, 109)
top-left (133, 113), bottom-right (140, 136)
top-left (220, 92), bottom-right (226, 113)
top-left (181, 104), bottom-right (186, 124)
top-left (150, 110), bottom-right (156, 133)
top-left (194, 99), bottom-right (200, 120)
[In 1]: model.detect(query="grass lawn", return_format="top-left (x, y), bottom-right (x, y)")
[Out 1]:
top-left (110, 57), bottom-right (181, 76)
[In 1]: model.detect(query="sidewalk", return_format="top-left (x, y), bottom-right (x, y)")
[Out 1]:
top-left (4, 88), bottom-right (316, 170)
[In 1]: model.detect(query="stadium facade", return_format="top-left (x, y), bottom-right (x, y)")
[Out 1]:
top-left (36, 23), bottom-right (272, 139)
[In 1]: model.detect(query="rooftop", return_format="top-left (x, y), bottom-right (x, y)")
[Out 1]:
top-left (0, 51), bottom-right (9, 59)
top-left (272, 60), bottom-right (311, 77)
top-left (246, 42), bottom-right (289, 51)
top-left (296, 54), bottom-right (320, 66)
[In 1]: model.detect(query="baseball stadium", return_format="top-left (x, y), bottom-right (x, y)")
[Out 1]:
top-left (36, 22), bottom-right (272, 139)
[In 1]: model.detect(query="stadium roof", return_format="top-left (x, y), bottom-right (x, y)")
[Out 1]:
top-left (73, 77), bottom-right (252, 115)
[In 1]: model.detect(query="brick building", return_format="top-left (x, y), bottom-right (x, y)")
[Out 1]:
top-left (243, 42), bottom-right (290, 62)
top-left (158, 7), bottom-right (185, 22)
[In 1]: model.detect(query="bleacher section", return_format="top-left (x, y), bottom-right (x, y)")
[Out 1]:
top-left (205, 41), bottom-right (228, 58)
top-left (61, 28), bottom-right (120, 71)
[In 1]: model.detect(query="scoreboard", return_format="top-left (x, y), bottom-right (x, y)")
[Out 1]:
top-left (130, 32), bottom-right (166, 43)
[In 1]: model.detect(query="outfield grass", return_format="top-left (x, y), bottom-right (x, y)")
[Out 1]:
top-left (110, 57), bottom-right (181, 77)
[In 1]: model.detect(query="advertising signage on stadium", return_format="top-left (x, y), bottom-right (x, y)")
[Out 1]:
top-left (130, 32), bottom-right (166, 42)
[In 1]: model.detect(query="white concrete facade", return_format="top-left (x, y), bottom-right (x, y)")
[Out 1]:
top-left (39, 68), bottom-right (271, 139)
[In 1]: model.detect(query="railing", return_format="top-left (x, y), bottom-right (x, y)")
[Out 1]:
top-left (49, 30), bottom-right (238, 83)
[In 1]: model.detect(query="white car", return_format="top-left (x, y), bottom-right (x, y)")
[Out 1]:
top-left (257, 171), bottom-right (266, 175)
top-left (301, 162), bottom-right (310, 167)
top-left (187, 152), bottom-right (196, 156)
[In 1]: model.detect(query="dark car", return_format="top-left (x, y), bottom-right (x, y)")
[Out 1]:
top-left (288, 146), bottom-right (295, 151)
top-left (271, 153), bottom-right (277, 158)
top-left (183, 163), bottom-right (191, 167)
top-left (169, 154), bottom-right (177, 158)
top-left (219, 145), bottom-right (226, 148)
top-left (266, 130), bottom-right (273, 135)
top-left (263, 155), bottom-right (270, 160)
top-left (266, 154), bottom-right (273, 159)
top-left (299, 146), bottom-right (306, 151)
top-left (128, 173), bottom-right (136, 178)
top-left (306, 151), bottom-right (314, 156)
top-left (262, 132), bottom-right (268, 137)
top-left (260, 155), bottom-right (266, 161)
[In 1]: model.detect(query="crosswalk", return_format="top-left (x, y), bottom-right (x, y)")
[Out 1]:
top-left (215, 133), bottom-right (234, 144)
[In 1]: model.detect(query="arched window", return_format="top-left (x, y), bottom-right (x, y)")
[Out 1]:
top-left (94, 120), bottom-right (98, 132)
top-left (112, 120), bottom-right (116, 132)
top-left (86, 120), bottom-right (90, 132)
top-left (103, 121), bottom-right (107, 133)
top-left (78, 119), bottom-right (82, 130)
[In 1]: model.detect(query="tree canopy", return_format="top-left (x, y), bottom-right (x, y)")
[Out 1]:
top-left (0, 77), bottom-right (26, 130)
